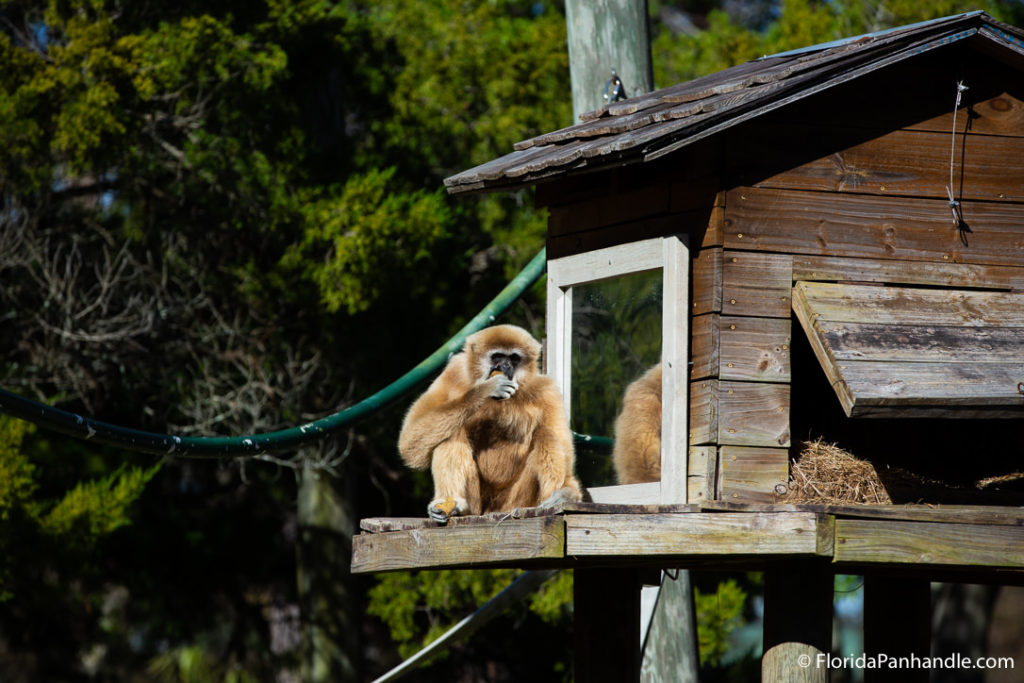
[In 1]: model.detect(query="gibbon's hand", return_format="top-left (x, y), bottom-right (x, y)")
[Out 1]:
top-left (487, 374), bottom-right (518, 400)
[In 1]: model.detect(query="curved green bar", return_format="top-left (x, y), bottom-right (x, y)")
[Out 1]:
top-left (0, 249), bottom-right (551, 457)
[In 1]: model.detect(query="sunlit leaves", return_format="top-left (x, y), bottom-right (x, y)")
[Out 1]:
top-left (283, 167), bottom-right (451, 314)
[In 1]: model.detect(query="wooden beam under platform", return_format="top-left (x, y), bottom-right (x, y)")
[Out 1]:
top-left (351, 502), bottom-right (1024, 576)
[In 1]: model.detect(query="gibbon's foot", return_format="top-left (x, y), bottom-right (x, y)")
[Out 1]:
top-left (427, 496), bottom-right (467, 524)
top-left (488, 375), bottom-right (518, 400)
top-left (538, 486), bottom-right (581, 509)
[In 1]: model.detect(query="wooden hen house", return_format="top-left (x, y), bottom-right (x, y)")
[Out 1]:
top-left (355, 12), bottom-right (1024, 681)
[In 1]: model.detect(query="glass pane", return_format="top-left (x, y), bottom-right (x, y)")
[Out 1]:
top-left (571, 269), bottom-right (662, 488)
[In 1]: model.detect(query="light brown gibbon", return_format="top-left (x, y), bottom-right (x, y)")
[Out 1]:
top-left (398, 324), bottom-right (582, 523)
top-left (612, 362), bottom-right (662, 484)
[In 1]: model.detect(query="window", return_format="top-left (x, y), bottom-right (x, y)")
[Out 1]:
top-left (546, 236), bottom-right (690, 504)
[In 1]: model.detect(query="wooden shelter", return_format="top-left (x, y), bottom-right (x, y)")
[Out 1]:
top-left (355, 12), bottom-right (1024, 681)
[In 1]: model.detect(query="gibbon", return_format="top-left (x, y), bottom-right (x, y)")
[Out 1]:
top-left (612, 363), bottom-right (662, 484)
top-left (398, 324), bottom-right (582, 523)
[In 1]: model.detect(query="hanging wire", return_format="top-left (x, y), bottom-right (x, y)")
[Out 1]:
top-left (945, 80), bottom-right (969, 239)
top-left (0, 249), bottom-right (550, 457)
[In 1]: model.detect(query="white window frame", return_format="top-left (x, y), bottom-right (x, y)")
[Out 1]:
top-left (546, 235), bottom-right (689, 505)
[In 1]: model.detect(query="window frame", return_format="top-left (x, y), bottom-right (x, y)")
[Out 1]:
top-left (546, 235), bottom-right (690, 504)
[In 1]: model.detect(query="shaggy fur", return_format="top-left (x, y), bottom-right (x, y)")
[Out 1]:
top-left (612, 363), bottom-right (662, 484)
top-left (398, 325), bottom-right (581, 521)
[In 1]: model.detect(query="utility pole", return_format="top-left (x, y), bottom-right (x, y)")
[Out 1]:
top-left (565, 0), bottom-right (654, 121)
top-left (564, 3), bottom-right (698, 681)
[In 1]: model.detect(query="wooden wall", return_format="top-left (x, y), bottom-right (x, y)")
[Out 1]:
top-left (540, 45), bottom-right (1024, 503)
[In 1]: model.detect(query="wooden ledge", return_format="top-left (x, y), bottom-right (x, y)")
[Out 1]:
top-left (352, 502), bottom-right (1024, 575)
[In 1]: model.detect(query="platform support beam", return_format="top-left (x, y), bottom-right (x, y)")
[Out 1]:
top-left (575, 568), bottom-right (642, 682)
top-left (762, 560), bottom-right (833, 683)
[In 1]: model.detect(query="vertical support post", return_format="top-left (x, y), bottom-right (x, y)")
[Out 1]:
top-left (575, 568), bottom-right (641, 683)
top-left (640, 571), bottom-right (699, 683)
top-left (762, 560), bottom-right (833, 683)
top-left (863, 576), bottom-right (930, 683)
top-left (565, 0), bottom-right (654, 121)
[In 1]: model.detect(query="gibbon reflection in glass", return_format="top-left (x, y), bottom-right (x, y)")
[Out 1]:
top-left (612, 363), bottom-right (662, 484)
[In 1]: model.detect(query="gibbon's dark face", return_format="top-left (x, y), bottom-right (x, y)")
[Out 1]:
top-left (487, 350), bottom-right (522, 380)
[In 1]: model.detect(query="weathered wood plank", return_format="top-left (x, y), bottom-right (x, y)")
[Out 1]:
top-left (688, 445), bottom-right (718, 504)
top-left (722, 251), bottom-right (793, 318)
top-left (841, 361), bottom-right (1024, 408)
top-left (690, 379), bottom-right (791, 447)
top-left (359, 505), bottom-right (565, 532)
top-left (725, 185), bottom-right (1024, 266)
top-left (792, 254), bottom-right (1024, 291)
top-left (793, 281), bottom-right (1024, 326)
top-left (730, 125), bottom-right (1024, 202)
top-left (820, 321), bottom-right (1024, 363)
top-left (719, 446), bottom-right (790, 503)
top-left (702, 501), bottom-right (1024, 526)
top-left (692, 248), bottom-right (722, 315)
top-left (690, 313), bottom-right (718, 380)
top-left (688, 380), bottom-right (718, 446)
top-left (792, 281), bottom-right (1024, 415)
top-left (565, 512), bottom-right (833, 557)
top-left (720, 316), bottom-right (791, 382)
top-left (719, 381), bottom-right (791, 447)
top-left (834, 519), bottom-right (1024, 567)
top-left (350, 516), bottom-right (564, 573)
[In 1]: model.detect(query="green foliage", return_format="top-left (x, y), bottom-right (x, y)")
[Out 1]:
top-left (694, 578), bottom-right (747, 666)
top-left (0, 416), bottom-right (36, 521)
top-left (0, 416), bottom-right (159, 601)
top-left (367, 568), bottom-right (519, 659)
top-left (38, 462), bottom-right (160, 541)
top-left (528, 570), bottom-right (573, 625)
top-left (147, 644), bottom-right (261, 683)
top-left (283, 168), bottom-right (451, 314)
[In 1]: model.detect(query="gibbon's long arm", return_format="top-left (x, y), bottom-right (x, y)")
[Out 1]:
top-left (398, 357), bottom-right (505, 470)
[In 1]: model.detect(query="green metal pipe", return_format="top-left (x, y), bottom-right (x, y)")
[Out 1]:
top-left (0, 249), bottom-right (552, 457)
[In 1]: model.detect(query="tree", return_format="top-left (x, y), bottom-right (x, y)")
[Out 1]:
top-left (0, 0), bottom-right (570, 679)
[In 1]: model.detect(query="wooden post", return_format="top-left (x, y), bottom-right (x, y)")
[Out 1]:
top-left (640, 571), bottom-right (699, 683)
top-left (762, 560), bottom-right (833, 683)
top-left (575, 568), bottom-right (642, 682)
top-left (863, 576), bottom-right (930, 683)
top-left (565, 0), bottom-right (654, 121)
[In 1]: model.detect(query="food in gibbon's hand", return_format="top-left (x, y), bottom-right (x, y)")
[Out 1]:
top-left (612, 363), bottom-right (662, 484)
top-left (398, 324), bottom-right (582, 523)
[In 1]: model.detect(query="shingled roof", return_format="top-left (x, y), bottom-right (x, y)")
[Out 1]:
top-left (444, 11), bottom-right (1024, 195)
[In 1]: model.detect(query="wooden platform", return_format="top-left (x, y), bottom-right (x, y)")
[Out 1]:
top-left (351, 502), bottom-right (1024, 577)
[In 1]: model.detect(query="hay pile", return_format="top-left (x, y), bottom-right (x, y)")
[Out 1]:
top-left (776, 438), bottom-right (891, 504)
